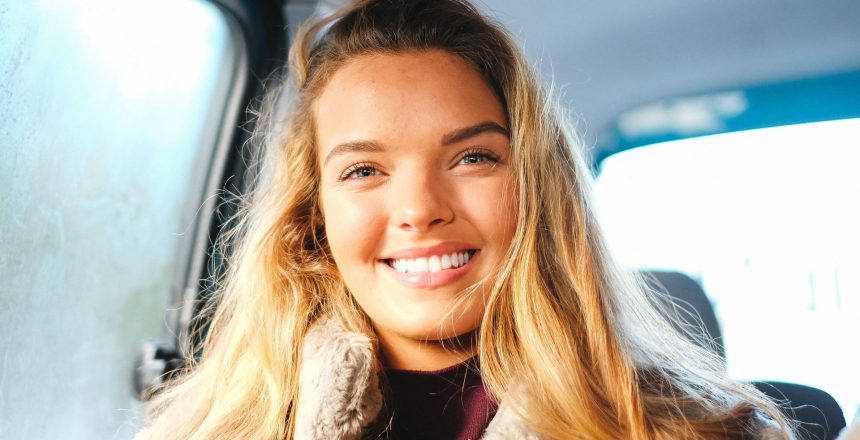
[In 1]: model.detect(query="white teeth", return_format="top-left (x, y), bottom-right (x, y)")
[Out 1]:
top-left (417, 258), bottom-right (429, 272)
top-left (428, 255), bottom-right (441, 272)
top-left (389, 251), bottom-right (474, 273)
top-left (441, 254), bottom-right (452, 269)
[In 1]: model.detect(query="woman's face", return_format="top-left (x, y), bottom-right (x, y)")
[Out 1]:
top-left (315, 50), bottom-right (517, 368)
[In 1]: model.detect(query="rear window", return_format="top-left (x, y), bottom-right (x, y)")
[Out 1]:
top-left (595, 117), bottom-right (860, 423)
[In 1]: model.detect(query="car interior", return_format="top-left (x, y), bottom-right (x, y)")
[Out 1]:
top-left (1, 0), bottom-right (858, 438)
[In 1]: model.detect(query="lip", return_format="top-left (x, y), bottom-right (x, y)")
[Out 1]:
top-left (378, 248), bottom-right (480, 290)
top-left (379, 241), bottom-right (478, 260)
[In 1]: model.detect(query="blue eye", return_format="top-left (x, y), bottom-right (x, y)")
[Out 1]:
top-left (458, 149), bottom-right (500, 166)
top-left (340, 163), bottom-right (379, 181)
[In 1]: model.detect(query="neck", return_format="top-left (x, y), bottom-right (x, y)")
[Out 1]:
top-left (376, 328), bottom-right (478, 371)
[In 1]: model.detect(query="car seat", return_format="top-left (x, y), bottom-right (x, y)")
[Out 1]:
top-left (642, 270), bottom-right (847, 439)
top-left (642, 270), bottom-right (725, 360)
top-left (753, 381), bottom-right (847, 440)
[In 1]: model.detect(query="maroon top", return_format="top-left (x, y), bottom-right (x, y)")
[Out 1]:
top-left (385, 358), bottom-right (498, 440)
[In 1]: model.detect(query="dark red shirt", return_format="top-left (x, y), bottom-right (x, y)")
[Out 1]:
top-left (384, 358), bottom-right (498, 440)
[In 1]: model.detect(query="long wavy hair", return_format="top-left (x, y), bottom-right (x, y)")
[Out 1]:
top-left (139, 0), bottom-right (794, 438)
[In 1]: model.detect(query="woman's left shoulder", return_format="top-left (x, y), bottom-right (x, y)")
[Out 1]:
top-left (755, 413), bottom-right (794, 440)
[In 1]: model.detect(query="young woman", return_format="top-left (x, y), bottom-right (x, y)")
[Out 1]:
top-left (138, 0), bottom-right (795, 438)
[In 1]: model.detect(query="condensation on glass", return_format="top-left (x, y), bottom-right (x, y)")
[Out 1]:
top-left (0, 1), bottom-right (234, 438)
top-left (594, 118), bottom-right (860, 424)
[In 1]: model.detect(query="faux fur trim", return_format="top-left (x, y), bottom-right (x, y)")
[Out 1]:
top-left (294, 317), bottom-right (383, 440)
top-left (294, 316), bottom-right (541, 439)
top-left (481, 404), bottom-right (544, 439)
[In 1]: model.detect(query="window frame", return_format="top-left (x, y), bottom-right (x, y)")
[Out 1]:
top-left (136, 0), bottom-right (290, 395)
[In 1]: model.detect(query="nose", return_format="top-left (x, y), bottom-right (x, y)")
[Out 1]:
top-left (389, 166), bottom-right (454, 232)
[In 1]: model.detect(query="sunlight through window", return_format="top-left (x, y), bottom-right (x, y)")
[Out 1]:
top-left (596, 118), bottom-right (860, 423)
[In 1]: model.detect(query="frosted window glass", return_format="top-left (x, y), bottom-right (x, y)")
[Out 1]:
top-left (0, 1), bottom-right (234, 438)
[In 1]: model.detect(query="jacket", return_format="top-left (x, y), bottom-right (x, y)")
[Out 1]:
top-left (294, 317), bottom-right (537, 439)
top-left (293, 317), bottom-right (788, 440)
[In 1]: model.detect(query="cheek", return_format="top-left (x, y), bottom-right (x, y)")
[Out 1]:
top-left (462, 176), bottom-right (518, 245)
top-left (497, 185), bottom-right (519, 239)
top-left (321, 189), bottom-right (385, 271)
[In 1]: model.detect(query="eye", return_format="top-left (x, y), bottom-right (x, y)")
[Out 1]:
top-left (457, 148), bottom-right (500, 166)
top-left (339, 162), bottom-right (380, 181)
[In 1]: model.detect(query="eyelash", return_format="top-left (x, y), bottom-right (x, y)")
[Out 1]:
top-left (337, 148), bottom-right (501, 182)
top-left (339, 162), bottom-right (379, 181)
top-left (456, 148), bottom-right (500, 166)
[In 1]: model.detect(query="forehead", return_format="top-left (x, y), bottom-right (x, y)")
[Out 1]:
top-left (313, 50), bottom-right (507, 156)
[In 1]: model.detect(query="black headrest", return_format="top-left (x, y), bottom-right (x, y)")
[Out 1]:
top-left (642, 270), bottom-right (725, 360)
top-left (753, 381), bottom-right (847, 440)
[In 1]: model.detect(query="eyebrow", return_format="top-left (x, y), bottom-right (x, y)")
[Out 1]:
top-left (440, 121), bottom-right (510, 145)
top-left (323, 121), bottom-right (509, 167)
top-left (323, 140), bottom-right (385, 167)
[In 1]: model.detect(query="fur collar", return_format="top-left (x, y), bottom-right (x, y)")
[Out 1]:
top-left (294, 316), bottom-right (542, 439)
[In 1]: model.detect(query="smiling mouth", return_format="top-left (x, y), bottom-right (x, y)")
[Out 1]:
top-left (382, 249), bottom-right (478, 274)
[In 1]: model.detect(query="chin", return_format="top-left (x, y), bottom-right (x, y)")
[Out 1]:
top-left (388, 302), bottom-right (483, 342)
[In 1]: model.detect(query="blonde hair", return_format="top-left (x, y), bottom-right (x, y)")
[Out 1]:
top-left (140, 0), bottom-right (794, 438)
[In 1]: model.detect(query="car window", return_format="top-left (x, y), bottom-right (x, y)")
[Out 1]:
top-left (595, 117), bottom-right (860, 424)
top-left (0, 1), bottom-right (236, 438)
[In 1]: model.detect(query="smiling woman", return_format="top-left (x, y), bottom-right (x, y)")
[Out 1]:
top-left (136, 1), bottom-right (797, 439)
top-left (316, 51), bottom-right (517, 370)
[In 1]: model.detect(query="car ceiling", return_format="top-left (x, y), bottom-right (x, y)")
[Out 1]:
top-left (299, 0), bottom-right (860, 150)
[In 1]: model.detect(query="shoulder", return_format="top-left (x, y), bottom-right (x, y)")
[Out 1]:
top-left (755, 413), bottom-right (794, 440)
top-left (481, 404), bottom-right (543, 440)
